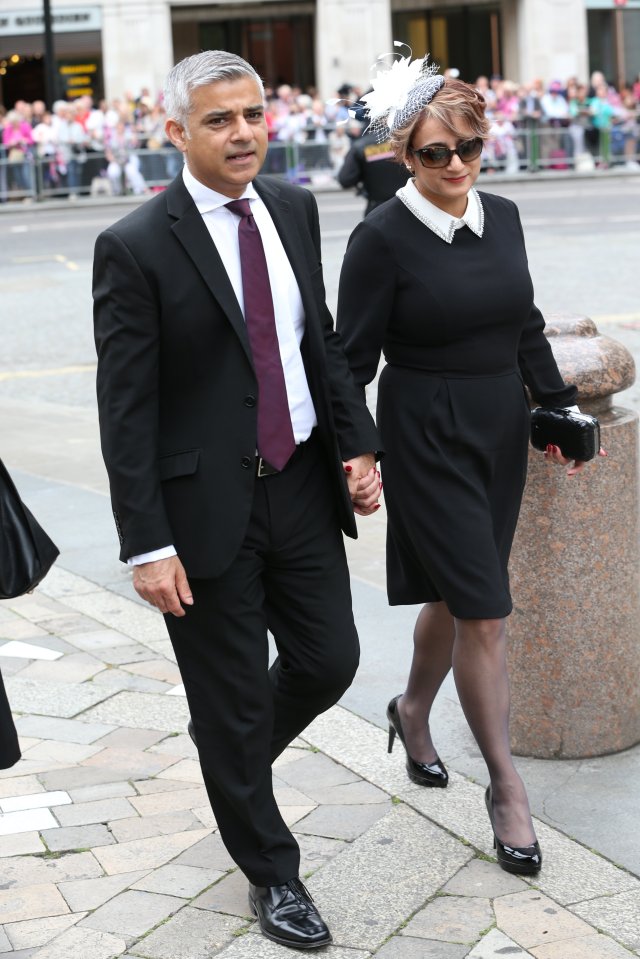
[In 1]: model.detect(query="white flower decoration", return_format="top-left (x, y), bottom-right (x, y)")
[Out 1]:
top-left (360, 45), bottom-right (444, 140)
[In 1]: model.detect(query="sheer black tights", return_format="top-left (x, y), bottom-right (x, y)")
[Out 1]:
top-left (397, 601), bottom-right (536, 847)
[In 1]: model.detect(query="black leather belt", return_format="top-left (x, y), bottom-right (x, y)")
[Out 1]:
top-left (255, 430), bottom-right (316, 478)
top-left (256, 456), bottom-right (279, 478)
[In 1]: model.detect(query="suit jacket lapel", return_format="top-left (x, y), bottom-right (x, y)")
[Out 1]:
top-left (254, 177), bottom-right (318, 321)
top-left (165, 176), bottom-right (252, 363)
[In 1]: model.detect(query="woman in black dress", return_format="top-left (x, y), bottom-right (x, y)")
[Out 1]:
top-left (337, 57), bottom-right (601, 874)
top-left (0, 669), bottom-right (20, 770)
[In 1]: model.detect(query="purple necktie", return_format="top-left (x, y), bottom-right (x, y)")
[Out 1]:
top-left (225, 199), bottom-right (296, 471)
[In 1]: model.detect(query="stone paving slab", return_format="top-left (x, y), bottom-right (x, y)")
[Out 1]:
top-left (0, 850), bottom-right (103, 886)
top-left (570, 888), bottom-right (640, 952)
top-left (401, 894), bottom-right (493, 945)
top-left (377, 938), bottom-right (469, 958)
top-left (132, 864), bottom-right (223, 899)
top-left (0, 832), bottom-right (45, 858)
top-left (210, 935), bottom-right (372, 959)
top-left (57, 871), bottom-right (150, 912)
top-left (91, 829), bottom-right (210, 875)
top-left (82, 691), bottom-right (190, 732)
top-left (308, 804), bottom-right (473, 951)
top-left (126, 907), bottom-right (246, 959)
top-left (15, 653), bottom-right (107, 684)
top-left (4, 677), bottom-right (112, 718)
top-left (79, 889), bottom-right (186, 938)
top-left (29, 925), bottom-right (128, 959)
top-left (293, 801), bottom-right (390, 841)
top-left (109, 809), bottom-right (203, 843)
top-left (190, 869), bottom-right (252, 919)
top-left (50, 796), bottom-right (136, 827)
top-left (0, 884), bottom-right (70, 925)
top-left (40, 823), bottom-right (115, 852)
top-left (3, 913), bottom-right (84, 951)
top-left (531, 933), bottom-right (639, 958)
top-left (1, 576), bottom-right (637, 959)
top-left (14, 716), bottom-right (116, 744)
top-left (466, 929), bottom-right (531, 957)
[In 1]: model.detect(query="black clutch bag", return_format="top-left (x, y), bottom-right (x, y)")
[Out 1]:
top-left (530, 407), bottom-right (600, 462)
top-left (0, 456), bottom-right (59, 600)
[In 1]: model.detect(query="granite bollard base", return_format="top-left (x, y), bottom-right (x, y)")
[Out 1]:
top-left (509, 405), bottom-right (640, 758)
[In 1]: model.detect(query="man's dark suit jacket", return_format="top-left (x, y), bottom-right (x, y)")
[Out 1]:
top-left (93, 173), bottom-right (380, 579)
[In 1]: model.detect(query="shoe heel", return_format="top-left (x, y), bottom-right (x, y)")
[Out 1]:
top-left (388, 725), bottom-right (396, 754)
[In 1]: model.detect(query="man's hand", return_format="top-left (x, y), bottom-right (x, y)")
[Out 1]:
top-left (343, 453), bottom-right (381, 516)
top-left (133, 556), bottom-right (193, 617)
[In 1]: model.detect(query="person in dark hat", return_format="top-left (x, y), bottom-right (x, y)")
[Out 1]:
top-left (337, 97), bottom-right (411, 216)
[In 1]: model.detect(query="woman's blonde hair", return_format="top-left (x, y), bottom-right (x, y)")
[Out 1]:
top-left (391, 78), bottom-right (490, 165)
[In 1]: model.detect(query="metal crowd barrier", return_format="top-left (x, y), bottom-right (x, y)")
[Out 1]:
top-left (0, 128), bottom-right (638, 203)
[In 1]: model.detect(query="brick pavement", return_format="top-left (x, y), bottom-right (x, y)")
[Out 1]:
top-left (1, 567), bottom-right (639, 958)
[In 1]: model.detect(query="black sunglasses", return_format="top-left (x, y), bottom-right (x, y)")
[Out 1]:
top-left (412, 137), bottom-right (483, 168)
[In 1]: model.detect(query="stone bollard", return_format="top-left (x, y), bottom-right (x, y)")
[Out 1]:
top-left (508, 314), bottom-right (640, 758)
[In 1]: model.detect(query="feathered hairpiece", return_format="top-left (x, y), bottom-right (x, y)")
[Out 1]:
top-left (359, 43), bottom-right (444, 141)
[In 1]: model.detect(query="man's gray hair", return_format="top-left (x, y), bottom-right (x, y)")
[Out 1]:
top-left (164, 50), bottom-right (265, 128)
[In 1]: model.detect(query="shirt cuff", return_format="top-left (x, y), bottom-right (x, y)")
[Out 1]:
top-left (128, 545), bottom-right (177, 566)
top-left (564, 405), bottom-right (580, 413)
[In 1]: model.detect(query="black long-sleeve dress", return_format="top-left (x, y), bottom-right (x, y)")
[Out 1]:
top-left (0, 669), bottom-right (20, 769)
top-left (337, 188), bottom-right (576, 619)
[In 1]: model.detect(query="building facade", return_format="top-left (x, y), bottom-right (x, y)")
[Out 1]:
top-left (0, 0), bottom-right (638, 107)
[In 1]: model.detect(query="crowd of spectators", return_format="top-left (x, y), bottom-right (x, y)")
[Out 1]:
top-left (0, 91), bottom-right (181, 198)
top-left (1, 69), bottom-right (639, 199)
top-left (473, 69), bottom-right (640, 172)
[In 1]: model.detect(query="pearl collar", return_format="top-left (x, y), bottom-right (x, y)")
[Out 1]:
top-left (396, 180), bottom-right (484, 244)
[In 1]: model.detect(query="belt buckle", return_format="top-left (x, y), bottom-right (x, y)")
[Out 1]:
top-left (256, 456), bottom-right (278, 478)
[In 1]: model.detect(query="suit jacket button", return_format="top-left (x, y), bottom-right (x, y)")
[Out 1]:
top-left (241, 456), bottom-right (252, 469)
top-left (244, 395), bottom-right (256, 407)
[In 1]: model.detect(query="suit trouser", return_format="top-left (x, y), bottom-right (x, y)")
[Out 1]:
top-left (165, 434), bottom-right (359, 886)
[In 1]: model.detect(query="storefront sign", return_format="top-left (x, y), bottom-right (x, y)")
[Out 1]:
top-left (0, 7), bottom-right (102, 35)
top-left (59, 60), bottom-right (99, 98)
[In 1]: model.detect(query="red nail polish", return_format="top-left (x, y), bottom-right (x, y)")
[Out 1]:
top-left (344, 465), bottom-right (352, 473)
top-left (374, 503), bottom-right (381, 510)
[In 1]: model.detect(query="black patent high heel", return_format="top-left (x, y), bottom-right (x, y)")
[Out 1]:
top-left (484, 786), bottom-right (542, 875)
top-left (386, 695), bottom-right (448, 788)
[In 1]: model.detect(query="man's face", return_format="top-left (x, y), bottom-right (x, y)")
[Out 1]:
top-left (166, 76), bottom-right (268, 198)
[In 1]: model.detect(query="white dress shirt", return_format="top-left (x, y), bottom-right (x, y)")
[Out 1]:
top-left (129, 165), bottom-right (317, 566)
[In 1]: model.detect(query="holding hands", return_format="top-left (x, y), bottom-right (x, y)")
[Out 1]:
top-left (343, 453), bottom-right (382, 515)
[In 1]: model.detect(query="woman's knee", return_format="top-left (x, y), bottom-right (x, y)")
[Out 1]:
top-left (454, 617), bottom-right (506, 649)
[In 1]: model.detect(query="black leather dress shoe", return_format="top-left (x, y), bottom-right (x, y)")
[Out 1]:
top-left (248, 877), bottom-right (332, 950)
top-left (187, 719), bottom-right (197, 748)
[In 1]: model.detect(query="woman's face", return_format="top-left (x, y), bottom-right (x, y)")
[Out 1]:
top-left (408, 113), bottom-right (482, 216)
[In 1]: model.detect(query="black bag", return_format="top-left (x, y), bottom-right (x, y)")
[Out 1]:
top-left (0, 457), bottom-right (59, 599)
top-left (530, 407), bottom-right (600, 462)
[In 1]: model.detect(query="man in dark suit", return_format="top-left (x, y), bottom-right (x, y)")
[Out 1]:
top-left (93, 51), bottom-right (381, 950)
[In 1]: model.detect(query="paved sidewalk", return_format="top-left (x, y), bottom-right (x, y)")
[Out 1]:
top-left (1, 568), bottom-right (639, 958)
